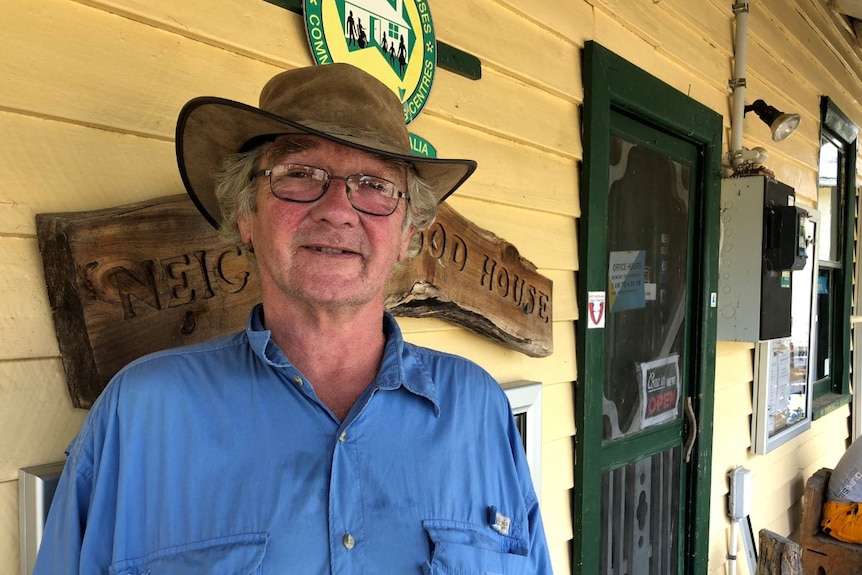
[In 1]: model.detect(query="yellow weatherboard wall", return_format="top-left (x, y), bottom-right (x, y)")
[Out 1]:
top-left (1, 1), bottom-right (861, 575)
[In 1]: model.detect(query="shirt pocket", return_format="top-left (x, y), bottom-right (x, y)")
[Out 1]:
top-left (108, 532), bottom-right (267, 575)
top-left (422, 519), bottom-right (529, 575)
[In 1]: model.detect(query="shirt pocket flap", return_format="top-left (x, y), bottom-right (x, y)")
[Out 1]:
top-left (423, 518), bottom-right (528, 555)
top-left (109, 532), bottom-right (267, 575)
top-left (422, 519), bottom-right (529, 575)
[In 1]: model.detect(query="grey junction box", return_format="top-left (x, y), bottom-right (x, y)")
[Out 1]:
top-left (718, 175), bottom-right (796, 342)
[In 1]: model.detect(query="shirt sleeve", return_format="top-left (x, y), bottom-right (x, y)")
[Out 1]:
top-left (503, 389), bottom-right (554, 573)
top-left (33, 379), bottom-right (121, 575)
top-left (525, 491), bottom-right (554, 574)
top-left (32, 458), bottom-right (92, 575)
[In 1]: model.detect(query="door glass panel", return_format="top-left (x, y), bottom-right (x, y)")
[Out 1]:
top-left (603, 136), bottom-right (690, 440)
top-left (600, 447), bottom-right (681, 574)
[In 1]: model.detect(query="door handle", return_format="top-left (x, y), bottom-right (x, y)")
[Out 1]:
top-left (684, 396), bottom-right (698, 463)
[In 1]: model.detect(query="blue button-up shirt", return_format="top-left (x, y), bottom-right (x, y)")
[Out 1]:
top-left (35, 306), bottom-right (552, 574)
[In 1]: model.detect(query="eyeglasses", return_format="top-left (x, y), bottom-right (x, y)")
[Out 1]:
top-left (251, 163), bottom-right (408, 217)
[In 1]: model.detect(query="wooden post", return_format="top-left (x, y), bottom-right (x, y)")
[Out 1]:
top-left (757, 529), bottom-right (802, 575)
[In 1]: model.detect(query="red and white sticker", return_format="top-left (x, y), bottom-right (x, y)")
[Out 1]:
top-left (587, 291), bottom-right (606, 329)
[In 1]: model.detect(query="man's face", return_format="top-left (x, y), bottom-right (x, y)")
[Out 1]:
top-left (238, 136), bottom-right (415, 312)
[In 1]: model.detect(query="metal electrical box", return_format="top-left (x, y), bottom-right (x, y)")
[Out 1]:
top-left (718, 176), bottom-right (805, 342)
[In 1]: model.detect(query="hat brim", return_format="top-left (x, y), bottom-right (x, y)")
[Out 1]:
top-left (176, 96), bottom-right (477, 229)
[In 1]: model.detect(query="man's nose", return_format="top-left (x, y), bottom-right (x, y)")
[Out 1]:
top-left (311, 177), bottom-right (358, 222)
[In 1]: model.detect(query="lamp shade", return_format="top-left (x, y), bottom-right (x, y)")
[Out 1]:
top-left (744, 99), bottom-right (801, 142)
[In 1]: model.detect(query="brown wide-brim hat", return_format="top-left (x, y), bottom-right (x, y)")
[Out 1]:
top-left (176, 63), bottom-right (477, 229)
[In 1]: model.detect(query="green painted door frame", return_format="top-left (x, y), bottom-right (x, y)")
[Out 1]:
top-left (574, 42), bottom-right (722, 574)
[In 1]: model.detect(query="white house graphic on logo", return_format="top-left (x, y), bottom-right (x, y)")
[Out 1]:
top-left (343, 0), bottom-right (411, 76)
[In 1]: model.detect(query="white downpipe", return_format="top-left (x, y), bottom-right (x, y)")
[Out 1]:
top-left (728, 519), bottom-right (739, 575)
top-left (729, 0), bottom-right (750, 169)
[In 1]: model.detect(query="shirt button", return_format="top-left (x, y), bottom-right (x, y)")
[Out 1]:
top-left (339, 431), bottom-right (348, 442)
top-left (343, 533), bottom-right (355, 549)
top-left (292, 375), bottom-right (303, 386)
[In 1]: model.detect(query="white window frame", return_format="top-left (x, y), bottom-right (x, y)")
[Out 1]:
top-left (502, 380), bottom-right (543, 497)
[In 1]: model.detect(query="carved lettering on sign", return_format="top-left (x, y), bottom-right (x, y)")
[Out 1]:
top-left (84, 246), bottom-right (253, 320)
top-left (38, 195), bottom-right (552, 408)
top-left (387, 202), bottom-right (553, 358)
top-left (424, 222), bottom-right (468, 271)
top-left (480, 255), bottom-right (550, 322)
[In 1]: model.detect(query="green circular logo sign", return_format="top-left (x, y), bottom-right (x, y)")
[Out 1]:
top-left (304, 0), bottom-right (437, 124)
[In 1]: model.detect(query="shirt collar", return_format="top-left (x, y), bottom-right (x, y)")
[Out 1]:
top-left (378, 313), bottom-right (439, 415)
top-left (246, 304), bottom-right (292, 369)
top-left (245, 305), bottom-right (439, 415)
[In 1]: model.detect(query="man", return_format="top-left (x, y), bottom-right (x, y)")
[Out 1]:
top-left (35, 63), bottom-right (552, 573)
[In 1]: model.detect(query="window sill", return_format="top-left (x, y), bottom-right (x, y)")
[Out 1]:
top-left (812, 392), bottom-right (851, 420)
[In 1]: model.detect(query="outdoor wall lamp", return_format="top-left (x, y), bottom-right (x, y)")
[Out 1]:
top-left (744, 99), bottom-right (801, 142)
top-left (725, 0), bottom-right (802, 175)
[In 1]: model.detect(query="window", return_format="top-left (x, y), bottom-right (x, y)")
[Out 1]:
top-left (812, 97), bottom-right (858, 415)
top-left (502, 380), bottom-right (543, 496)
top-left (19, 461), bottom-right (65, 574)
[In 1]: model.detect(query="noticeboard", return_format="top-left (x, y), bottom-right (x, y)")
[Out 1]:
top-left (751, 211), bottom-right (819, 454)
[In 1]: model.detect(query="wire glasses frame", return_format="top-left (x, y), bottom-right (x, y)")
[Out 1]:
top-left (251, 163), bottom-right (409, 216)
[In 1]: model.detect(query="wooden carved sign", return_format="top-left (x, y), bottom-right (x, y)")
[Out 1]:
top-left (387, 203), bottom-right (552, 356)
top-left (37, 195), bottom-right (258, 408)
top-left (37, 195), bottom-right (552, 408)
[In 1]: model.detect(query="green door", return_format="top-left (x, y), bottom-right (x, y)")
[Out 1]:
top-left (575, 43), bottom-right (722, 574)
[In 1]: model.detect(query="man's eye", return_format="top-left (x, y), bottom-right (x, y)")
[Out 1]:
top-left (359, 178), bottom-right (389, 192)
top-left (285, 168), bottom-right (314, 178)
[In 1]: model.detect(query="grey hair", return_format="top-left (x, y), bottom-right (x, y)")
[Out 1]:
top-left (213, 137), bottom-right (438, 258)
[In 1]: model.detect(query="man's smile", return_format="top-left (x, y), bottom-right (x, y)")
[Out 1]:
top-left (305, 245), bottom-right (361, 256)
